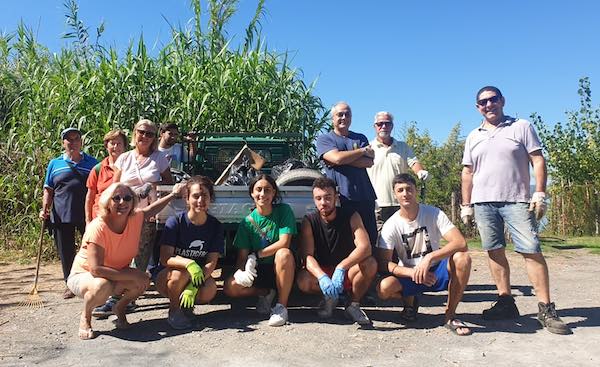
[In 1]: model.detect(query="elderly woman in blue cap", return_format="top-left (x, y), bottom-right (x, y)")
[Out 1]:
top-left (40, 127), bottom-right (98, 299)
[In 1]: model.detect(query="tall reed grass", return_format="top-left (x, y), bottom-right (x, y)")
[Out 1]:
top-left (0, 0), bottom-right (328, 258)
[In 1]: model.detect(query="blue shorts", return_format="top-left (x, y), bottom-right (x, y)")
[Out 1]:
top-left (398, 258), bottom-right (450, 296)
top-left (474, 202), bottom-right (541, 254)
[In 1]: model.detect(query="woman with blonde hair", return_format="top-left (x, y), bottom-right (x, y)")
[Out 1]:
top-left (113, 119), bottom-right (173, 271)
top-left (67, 181), bottom-right (185, 339)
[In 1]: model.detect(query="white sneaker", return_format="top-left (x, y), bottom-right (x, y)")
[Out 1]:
top-left (345, 302), bottom-right (371, 325)
top-left (268, 303), bottom-right (288, 327)
top-left (256, 289), bottom-right (276, 315)
top-left (317, 297), bottom-right (338, 319)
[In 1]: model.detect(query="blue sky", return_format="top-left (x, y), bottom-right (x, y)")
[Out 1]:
top-left (2, 0), bottom-right (599, 144)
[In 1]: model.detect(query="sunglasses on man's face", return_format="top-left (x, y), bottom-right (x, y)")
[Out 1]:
top-left (111, 195), bottom-right (133, 203)
top-left (375, 121), bottom-right (392, 128)
top-left (477, 95), bottom-right (501, 107)
top-left (137, 129), bottom-right (156, 138)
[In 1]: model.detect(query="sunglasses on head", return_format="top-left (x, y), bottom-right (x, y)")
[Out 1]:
top-left (375, 121), bottom-right (392, 128)
top-left (477, 95), bottom-right (501, 107)
top-left (137, 129), bottom-right (156, 138)
top-left (111, 194), bottom-right (133, 203)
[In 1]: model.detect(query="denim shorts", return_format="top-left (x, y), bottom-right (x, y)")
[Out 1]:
top-left (474, 202), bottom-right (541, 254)
top-left (397, 258), bottom-right (450, 296)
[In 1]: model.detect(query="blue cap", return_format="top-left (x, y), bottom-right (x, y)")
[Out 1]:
top-left (61, 127), bottom-right (81, 140)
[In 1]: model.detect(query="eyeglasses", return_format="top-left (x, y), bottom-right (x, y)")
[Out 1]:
top-left (111, 195), bottom-right (133, 203)
top-left (375, 121), bottom-right (392, 128)
top-left (477, 95), bottom-right (501, 107)
top-left (136, 129), bottom-right (156, 138)
top-left (335, 112), bottom-right (351, 118)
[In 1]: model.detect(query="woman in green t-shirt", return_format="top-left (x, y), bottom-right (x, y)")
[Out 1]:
top-left (224, 174), bottom-right (297, 327)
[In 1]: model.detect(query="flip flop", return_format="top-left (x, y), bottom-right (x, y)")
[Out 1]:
top-left (445, 318), bottom-right (472, 336)
top-left (78, 328), bottom-right (97, 340)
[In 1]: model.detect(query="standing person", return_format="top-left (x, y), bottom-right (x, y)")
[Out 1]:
top-left (154, 176), bottom-right (225, 330)
top-left (377, 174), bottom-right (472, 336)
top-left (157, 122), bottom-right (184, 169)
top-left (85, 129), bottom-right (128, 224)
top-left (316, 102), bottom-right (378, 246)
top-left (296, 177), bottom-right (377, 325)
top-left (461, 86), bottom-right (571, 335)
top-left (67, 181), bottom-right (185, 340)
top-left (40, 127), bottom-right (98, 299)
top-left (223, 174), bottom-right (296, 327)
top-left (113, 119), bottom-right (173, 272)
top-left (366, 111), bottom-right (429, 227)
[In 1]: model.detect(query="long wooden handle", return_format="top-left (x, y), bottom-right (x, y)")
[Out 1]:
top-left (33, 220), bottom-right (46, 288)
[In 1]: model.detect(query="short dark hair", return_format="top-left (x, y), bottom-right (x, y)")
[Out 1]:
top-left (392, 173), bottom-right (417, 189)
top-left (476, 86), bottom-right (503, 101)
top-left (186, 175), bottom-right (215, 201)
top-left (248, 174), bottom-right (280, 204)
top-left (312, 177), bottom-right (337, 192)
top-left (160, 122), bottom-right (179, 134)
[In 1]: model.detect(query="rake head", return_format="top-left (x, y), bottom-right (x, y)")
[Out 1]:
top-left (19, 285), bottom-right (44, 309)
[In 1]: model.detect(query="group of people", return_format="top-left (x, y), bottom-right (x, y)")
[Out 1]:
top-left (39, 85), bottom-right (571, 340)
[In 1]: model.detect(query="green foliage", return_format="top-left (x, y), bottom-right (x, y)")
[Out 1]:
top-left (533, 77), bottom-right (600, 236)
top-left (0, 0), bottom-right (328, 257)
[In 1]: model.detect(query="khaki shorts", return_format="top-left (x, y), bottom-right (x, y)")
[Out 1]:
top-left (66, 272), bottom-right (94, 298)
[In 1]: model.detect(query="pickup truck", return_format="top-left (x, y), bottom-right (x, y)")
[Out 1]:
top-left (156, 133), bottom-right (323, 264)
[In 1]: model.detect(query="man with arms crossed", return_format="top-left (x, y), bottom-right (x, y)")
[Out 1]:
top-left (461, 86), bottom-right (570, 334)
top-left (296, 177), bottom-right (377, 325)
top-left (317, 102), bottom-right (378, 246)
top-left (377, 173), bottom-right (472, 335)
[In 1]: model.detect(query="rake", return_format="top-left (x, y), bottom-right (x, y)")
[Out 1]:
top-left (19, 220), bottom-right (46, 308)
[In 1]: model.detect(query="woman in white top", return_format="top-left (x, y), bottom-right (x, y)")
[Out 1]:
top-left (113, 119), bottom-right (173, 271)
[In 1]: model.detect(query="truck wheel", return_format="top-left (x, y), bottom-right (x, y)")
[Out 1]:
top-left (276, 168), bottom-right (323, 186)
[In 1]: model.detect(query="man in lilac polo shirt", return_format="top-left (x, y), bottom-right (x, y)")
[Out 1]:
top-left (461, 86), bottom-right (570, 335)
top-left (316, 102), bottom-right (378, 247)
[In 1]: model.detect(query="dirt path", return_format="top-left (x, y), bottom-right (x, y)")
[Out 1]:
top-left (1, 249), bottom-right (599, 367)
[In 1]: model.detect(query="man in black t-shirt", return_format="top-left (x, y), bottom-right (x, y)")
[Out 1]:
top-left (296, 177), bottom-right (377, 325)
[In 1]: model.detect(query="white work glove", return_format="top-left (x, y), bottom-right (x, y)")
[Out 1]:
top-left (233, 269), bottom-right (255, 288)
top-left (529, 192), bottom-right (547, 220)
top-left (245, 253), bottom-right (258, 278)
top-left (417, 170), bottom-right (430, 181)
top-left (460, 205), bottom-right (474, 226)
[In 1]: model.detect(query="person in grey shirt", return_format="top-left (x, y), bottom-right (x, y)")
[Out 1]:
top-left (461, 86), bottom-right (570, 335)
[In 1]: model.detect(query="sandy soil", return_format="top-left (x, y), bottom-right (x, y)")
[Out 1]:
top-left (1, 249), bottom-right (599, 367)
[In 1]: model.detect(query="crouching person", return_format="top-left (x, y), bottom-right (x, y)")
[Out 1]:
top-left (67, 181), bottom-right (185, 339)
top-left (376, 174), bottom-right (472, 336)
top-left (296, 177), bottom-right (377, 325)
top-left (223, 175), bottom-right (296, 327)
top-left (154, 176), bottom-right (224, 330)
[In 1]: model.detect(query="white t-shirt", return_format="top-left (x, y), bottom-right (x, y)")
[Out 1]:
top-left (158, 143), bottom-right (184, 169)
top-left (378, 204), bottom-right (455, 268)
top-left (114, 150), bottom-right (170, 208)
top-left (367, 138), bottom-right (418, 207)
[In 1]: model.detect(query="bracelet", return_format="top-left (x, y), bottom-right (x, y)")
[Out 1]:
top-left (392, 265), bottom-right (399, 275)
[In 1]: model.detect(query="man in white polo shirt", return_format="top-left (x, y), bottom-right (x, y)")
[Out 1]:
top-left (461, 86), bottom-right (570, 335)
top-left (367, 111), bottom-right (429, 229)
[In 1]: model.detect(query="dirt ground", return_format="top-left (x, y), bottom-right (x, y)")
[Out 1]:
top-left (1, 249), bottom-right (599, 367)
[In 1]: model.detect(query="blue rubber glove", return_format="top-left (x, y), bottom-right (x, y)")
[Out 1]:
top-left (318, 274), bottom-right (338, 300)
top-left (331, 268), bottom-right (346, 295)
